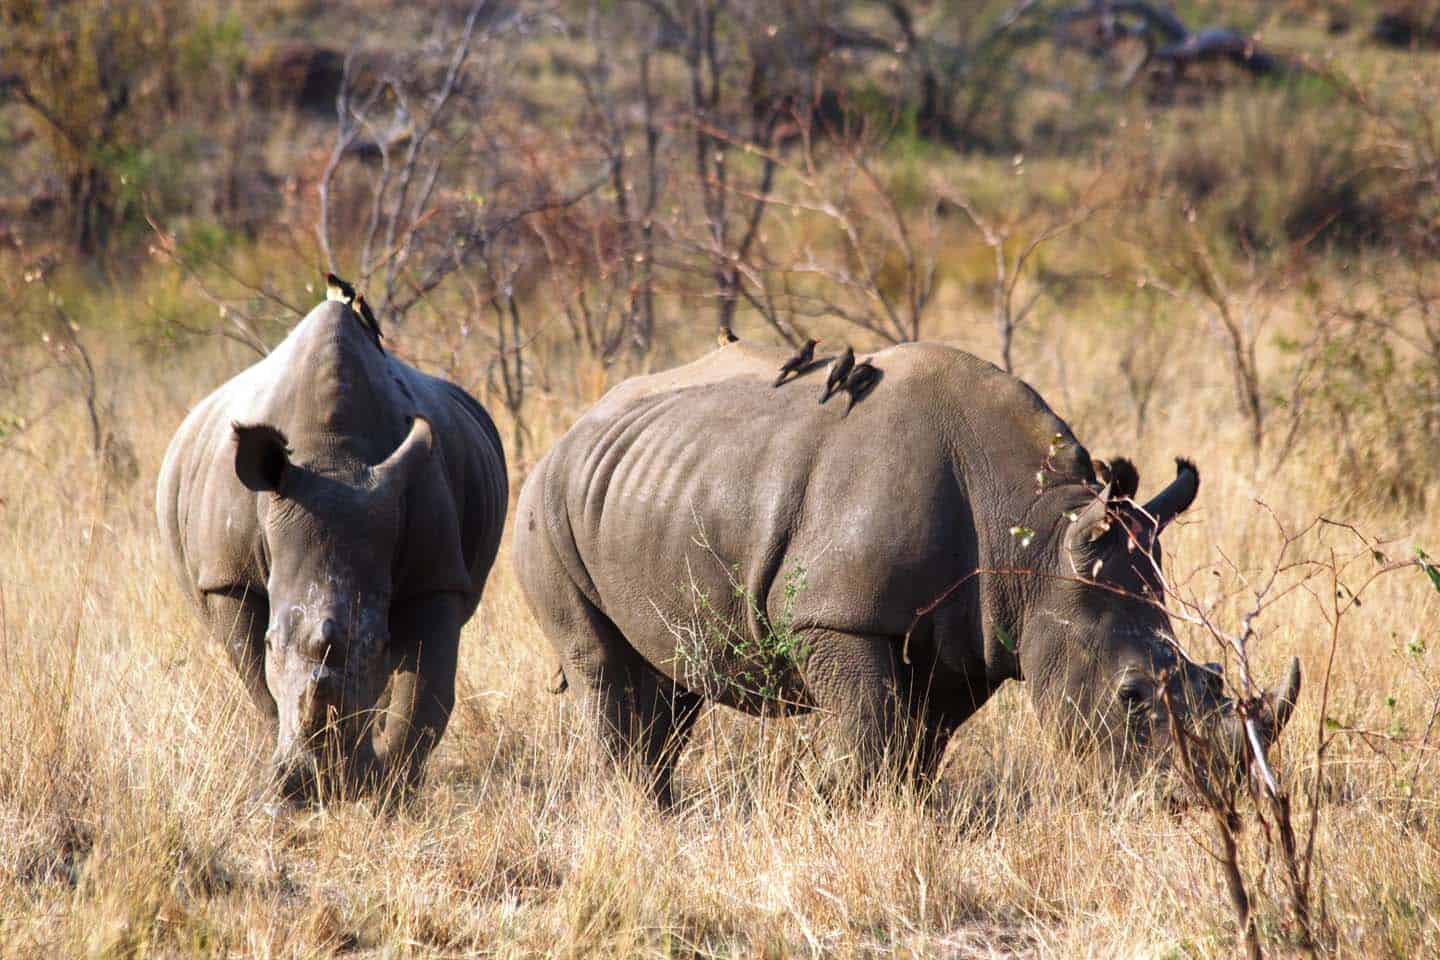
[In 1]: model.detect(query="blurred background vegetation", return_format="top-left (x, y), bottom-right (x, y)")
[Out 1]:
top-left (1, 0), bottom-right (1438, 479)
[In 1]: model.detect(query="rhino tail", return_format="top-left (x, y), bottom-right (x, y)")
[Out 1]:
top-left (548, 666), bottom-right (569, 695)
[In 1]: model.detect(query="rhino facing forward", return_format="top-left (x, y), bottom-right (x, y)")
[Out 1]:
top-left (514, 341), bottom-right (1299, 805)
top-left (158, 301), bottom-right (507, 799)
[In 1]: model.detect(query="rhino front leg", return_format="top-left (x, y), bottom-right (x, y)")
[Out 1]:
top-left (202, 586), bottom-right (275, 720)
top-left (799, 631), bottom-right (970, 785)
top-left (800, 630), bottom-right (909, 785)
top-left (908, 670), bottom-right (996, 782)
top-left (363, 591), bottom-right (466, 791)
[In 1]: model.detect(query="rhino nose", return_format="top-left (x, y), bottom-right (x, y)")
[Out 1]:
top-left (300, 618), bottom-right (342, 661)
top-left (310, 664), bottom-right (339, 700)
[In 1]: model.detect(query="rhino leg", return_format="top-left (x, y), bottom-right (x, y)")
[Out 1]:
top-left (908, 670), bottom-right (996, 782)
top-left (202, 586), bottom-right (276, 720)
top-left (367, 591), bottom-right (466, 791)
top-left (517, 522), bottom-right (703, 807)
top-left (913, 706), bottom-right (961, 782)
top-left (800, 630), bottom-right (910, 784)
top-left (537, 594), bottom-right (703, 806)
top-left (586, 652), bottom-right (704, 810)
top-left (563, 612), bottom-right (704, 809)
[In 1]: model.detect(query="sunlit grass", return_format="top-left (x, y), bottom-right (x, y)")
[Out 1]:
top-left (2, 261), bottom-right (1439, 956)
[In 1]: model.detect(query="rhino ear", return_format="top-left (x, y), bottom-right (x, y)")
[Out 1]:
top-left (233, 423), bottom-right (291, 493)
top-left (1107, 458), bottom-right (1140, 500)
top-left (1092, 458), bottom-right (1138, 499)
top-left (373, 416), bottom-right (433, 489)
top-left (1068, 483), bottom-right (1113, 546)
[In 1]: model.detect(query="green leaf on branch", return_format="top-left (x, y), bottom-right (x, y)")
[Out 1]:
top-left (1417, 548), bottom-right (1440, 594)
top-left (996, 623), bottom-right (1015, 652)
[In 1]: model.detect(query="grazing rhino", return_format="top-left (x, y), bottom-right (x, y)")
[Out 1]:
top-left (157, 300), bottom-right (507, 799)
top-left (514, 341), bottom-right (1299, 805)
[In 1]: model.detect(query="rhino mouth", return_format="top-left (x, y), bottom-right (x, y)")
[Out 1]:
top-left (272, 726), bottom-right (347, 803)
top-left (270, 664), bottom-right (380, 803)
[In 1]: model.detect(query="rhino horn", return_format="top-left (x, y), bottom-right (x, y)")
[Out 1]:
top-left (372, 416), bottom-right (433, 487)
top-left (1263, 656), bottom-right (1302, 739)
top-left (1142, 458), bottom-right (1200, 532)
top-left (298, 665), bottom-right (341, 739)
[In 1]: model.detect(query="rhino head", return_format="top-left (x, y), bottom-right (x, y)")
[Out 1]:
top-left (1018, 458), bottom-right (1301, 789)
top-left (231, 416), bottom-right (434, 800)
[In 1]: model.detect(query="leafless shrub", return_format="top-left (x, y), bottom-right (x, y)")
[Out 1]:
top-left (1126, 219), bottom-right (1273, 458)
top-left (944, 175), bottom-right (1105, 373)
top-left (315, 0), bottom-right (533, 329)
top-left (1157, 511), bottom-right (1438, 958)
top-left (671, 109), bottom-right (948, 345)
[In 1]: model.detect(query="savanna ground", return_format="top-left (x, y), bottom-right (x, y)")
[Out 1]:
top-left (4, 1), bottom-right (1440, 956)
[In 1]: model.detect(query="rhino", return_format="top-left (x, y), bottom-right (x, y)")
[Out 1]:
top-left (157, 300), bottom-right (507, 799)
top-left (514, 341), bottom-right (1299, 805)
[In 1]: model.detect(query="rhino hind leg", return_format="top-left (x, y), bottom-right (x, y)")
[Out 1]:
top-left (554, 605), bottom-right (704, 808)
top-left (516, 508), bottom-right (704, 807)
top-left (530, 581), bottom-right (703, 806)
top-left (585, 650), bottom-right (705, 810)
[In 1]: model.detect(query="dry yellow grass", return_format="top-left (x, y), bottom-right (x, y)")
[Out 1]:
top-left (2, 289), bottom-right (1440, 959)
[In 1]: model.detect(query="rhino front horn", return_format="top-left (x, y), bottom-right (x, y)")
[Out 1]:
top-left (299, 665), bottom-right (341, 737)
top-left (1264, 657), bottom-right (1302, 737)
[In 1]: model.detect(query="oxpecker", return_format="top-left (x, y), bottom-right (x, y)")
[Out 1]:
top-left (353, 292), bottom-right (383, 350)
top-left (841, 359), bottom-right (880, 412)
top-left (819, 346), bottom-right (855, 404)
top-left (773, 338), bottom-right (820, 387)
top-left (325, 272), bottom-right (356, 305)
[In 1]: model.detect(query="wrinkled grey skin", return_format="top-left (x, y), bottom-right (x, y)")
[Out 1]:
top-left (158, 301), bottom-right (507, 800)
top-left (514, 341), bottom-right (1299, 805)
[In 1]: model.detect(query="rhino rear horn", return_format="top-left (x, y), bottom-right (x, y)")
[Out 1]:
top-left (1142, 458), bottom-right (1200, 532)
top-left (233, 423), bottom-right (291, 493)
